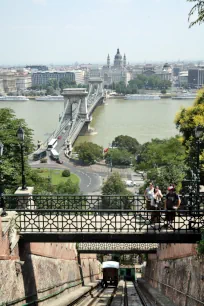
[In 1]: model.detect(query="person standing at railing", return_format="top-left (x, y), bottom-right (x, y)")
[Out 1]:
top-left (144, 182), bottom-right (154, 210)
top-left (150, 185), bottom-right (163, 223)
top-left (164, 186), bottom-right (181, 228)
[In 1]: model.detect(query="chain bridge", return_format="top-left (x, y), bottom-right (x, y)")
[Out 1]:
top-left (50, 77), bottom-right (104, 154)
top-left (4, 195), bottom-right (204, 244)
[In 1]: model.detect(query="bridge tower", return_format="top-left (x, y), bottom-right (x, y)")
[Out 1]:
top-left (62, 88), bottom-right (88, 121)
top-left (88, 77), bottom-right (104, 97)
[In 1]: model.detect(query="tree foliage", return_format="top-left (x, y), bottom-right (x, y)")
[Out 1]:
top-left (62, 169), bottom-right (71, 177)
top-left (114, 76), bottom-right (171, 94)
top-left (102, 172), bottom-right (130, 195)
top-left (175, 88), bottom-right (204, 183)
top-left (55, 179), bottom-right (79, 194)
top-left (75, 142), bottom-right (103, 164)
top-left (114, 135), bottom-right (140, 154)
top-left (101, 173), bottom-right (132, 208)
top-left (0, 108), bottom-right (34, 191)
top-left (105, 148), bottom-right (133, 166)
top-left (136, 137), bottom-right (187, 193)
top-left (188, 0), bottom-right (204, 27)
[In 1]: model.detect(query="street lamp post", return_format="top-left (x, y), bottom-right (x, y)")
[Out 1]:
top-left (17, 127), bottom-right (27, 190)
top-left (0, 141), bottom-right (6, 216)
top-left (195, 125), bottom-right (204, 208)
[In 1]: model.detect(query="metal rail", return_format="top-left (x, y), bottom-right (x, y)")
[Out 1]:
top-left (133, 281), bottom-right (152, 306)
top-left (68, 286), bottom-right (116, 306)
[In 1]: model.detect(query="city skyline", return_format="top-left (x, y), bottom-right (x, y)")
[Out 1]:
top-left (0, 0), bottom-right (204, 65)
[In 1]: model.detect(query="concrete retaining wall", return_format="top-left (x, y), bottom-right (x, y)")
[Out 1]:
top-left (0, 216), bottom-right (101, 305)
top-left (0, 252), bottom-right (101, 305)
top-left (145, 244), bottom-right (204, 306)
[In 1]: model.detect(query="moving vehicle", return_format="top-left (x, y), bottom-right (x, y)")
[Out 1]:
top-left (125, 180), bottom-right (136, 187)
top-left (35, 95), bottom-right (64, 101)
top-left (50, 148), bottom-right (59, 160)
top-left (102, 261), bottom-right (119, 287)
top-left (47, 138), bottom-right (58, 150)
top-left (56, 159), bottom-right (63, 164)
top-left (0, 96), bottom-right (29, 101)
top-left (33, 148), bottom-right (47, 161)
top-left (124, 94), bottom-right (161, 100)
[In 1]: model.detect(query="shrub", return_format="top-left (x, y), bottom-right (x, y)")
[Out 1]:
top-left (197, 231), bottom-right (204, 255)
top-left (62, 169), bottom-right (71, 177)
top-left (40, 158), bottom-right (47, 163)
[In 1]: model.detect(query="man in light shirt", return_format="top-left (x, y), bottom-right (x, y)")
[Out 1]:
top-left (144, 182), bottom-right (154, 210)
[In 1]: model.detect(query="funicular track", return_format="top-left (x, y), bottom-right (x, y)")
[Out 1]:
top-left (68, 280), bottom-right (155, 306)
top-left (67, 284), bottom-right (116, 306)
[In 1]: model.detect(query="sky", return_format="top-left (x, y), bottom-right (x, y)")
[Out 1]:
top-left (0, 0), bottom-right (203, 65)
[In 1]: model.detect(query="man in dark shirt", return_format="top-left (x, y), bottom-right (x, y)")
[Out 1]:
top-left (164, 186), bottom-right (181, 227)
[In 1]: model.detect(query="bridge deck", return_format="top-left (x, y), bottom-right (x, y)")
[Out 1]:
top-left (4, 195), bottom-right (203, 244)
top-left (10, 209), bottom-right (203, 243)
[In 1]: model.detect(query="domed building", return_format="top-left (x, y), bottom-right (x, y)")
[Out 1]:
top-left (114, 48), bottom-right (123, 68)
top-left (101, 48), bottom-right (130, 86)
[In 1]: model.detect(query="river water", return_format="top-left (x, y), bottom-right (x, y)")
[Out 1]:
top-left (0, 98), bottom-right (194, 147)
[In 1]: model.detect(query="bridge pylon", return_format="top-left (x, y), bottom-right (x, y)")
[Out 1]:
top-left (62, 88), bottom-right (88, 122)
top-left (88, 77), bottom-right (104, 96)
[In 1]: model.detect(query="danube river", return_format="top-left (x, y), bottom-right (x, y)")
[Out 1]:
top-left (0, 98), bottom-right (194, 147)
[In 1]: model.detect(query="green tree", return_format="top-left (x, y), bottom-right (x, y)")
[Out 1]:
top-left (175, 88), bottom-right (204, 184)
top-left (59, 78), bottom-right (77, 91)
top-left (136, 137), bottom-right (187, 193)
top-left (55, 179), bottom-right (79, 194)
top-left (105, 149), bottom-right (133, 166)
top-left (47, 79), bottom-right (58, 90)
top-left (102, 172), bottom-right (129, 195)
top-left (188, 0), bottom-right (204, 27)
top-left (0, 108), bottom-right (34, 191)
top-left (101, 173), bottom-right (133, 208)
top-left (46, 86), bottom-right (55, 95)
top-left (75, 142), bottom-right (103, 164)
top-left (114, 135), bottom-right (140, 154)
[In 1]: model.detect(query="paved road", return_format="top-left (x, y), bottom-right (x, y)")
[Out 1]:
top-left (30, 159), bottom-right (102, 194)
top-left (30, 154), bottom-right (144, 195)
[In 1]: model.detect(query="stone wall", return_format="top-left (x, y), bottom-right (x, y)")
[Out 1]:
top-left (145, 244), bottom-right (204, 306)
top-left (0, 217), bottom-right (101, 305)
top-left (0, 253), bottom-right (100, 306)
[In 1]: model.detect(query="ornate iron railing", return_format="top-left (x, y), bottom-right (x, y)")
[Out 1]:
top-left (3, 195), bottom-right (204, 242)
top-left (11, 209), bottom-right (204, 233)
top-left (4, 194), bottom-right (204, 211)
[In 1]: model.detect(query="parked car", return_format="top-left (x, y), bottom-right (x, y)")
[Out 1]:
top-left (58, 135), bottom-right (62, 140)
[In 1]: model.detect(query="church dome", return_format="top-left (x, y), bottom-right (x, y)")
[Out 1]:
top-left (114, 48), bottom-right (122, 60)
top-left (163, 62), bottom-right (170, 68)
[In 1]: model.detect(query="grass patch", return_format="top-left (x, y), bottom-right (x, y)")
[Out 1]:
top-left (35, 168), bottom-right (79, 185)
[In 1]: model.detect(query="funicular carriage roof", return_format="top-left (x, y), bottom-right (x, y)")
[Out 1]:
top-left (102, 261), bottom-right (119, 269)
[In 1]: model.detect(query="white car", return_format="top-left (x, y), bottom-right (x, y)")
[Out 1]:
top-left (125, 180), bottom-right (136, 187)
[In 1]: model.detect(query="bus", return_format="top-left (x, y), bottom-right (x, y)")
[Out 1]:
top-left (50, 148), bottom-right (59, 160)
top-left (33, 148), bottom-right (47, 161)
top-left (47, 138), bottom-right (57, 150)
